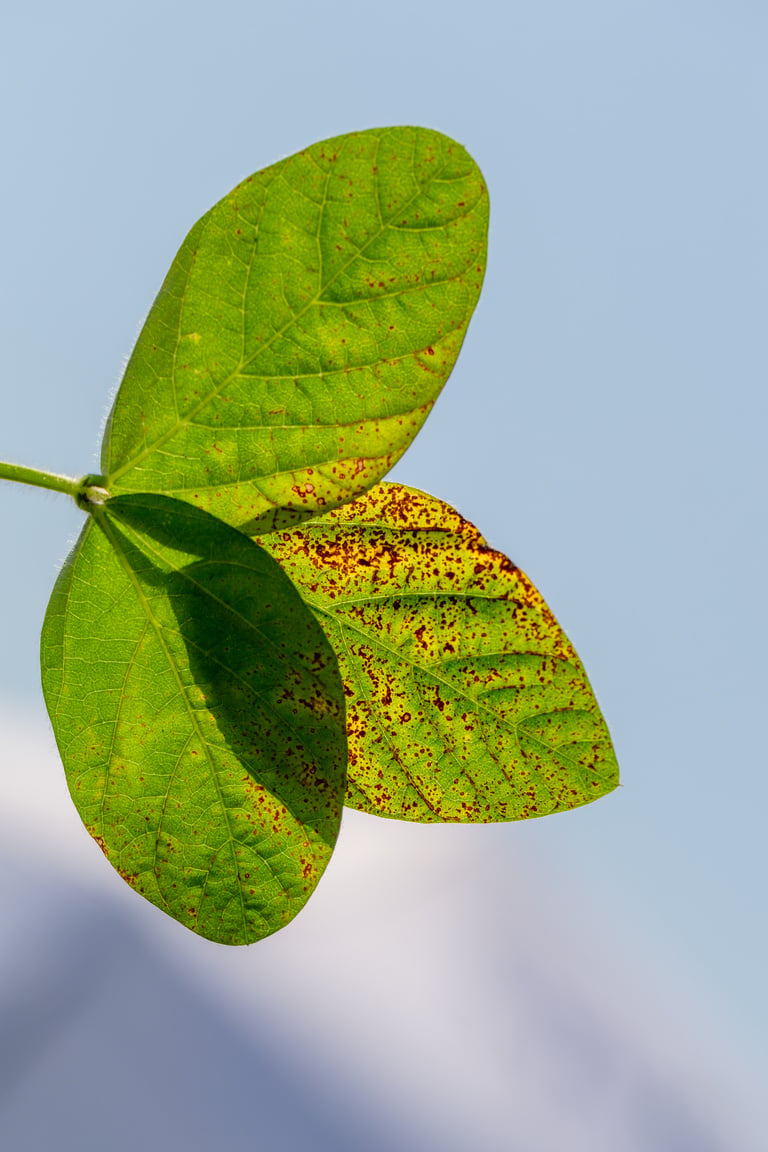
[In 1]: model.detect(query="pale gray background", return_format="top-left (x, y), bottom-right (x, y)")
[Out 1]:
top-left (1, 2), bottom-right (765, 1149)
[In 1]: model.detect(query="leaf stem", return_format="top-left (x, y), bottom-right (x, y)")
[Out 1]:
top-left (0, 459), bottom-right (81, 498)
top-left (0, 461), bottom-right (109, 508)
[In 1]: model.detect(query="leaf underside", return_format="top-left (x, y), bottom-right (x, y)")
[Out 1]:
top-left (258, 483), bottom-right (619, 823)
top-left (41, 494), bottom-right (347, 944)
top-left (102, 126), bottom-right (489, 532)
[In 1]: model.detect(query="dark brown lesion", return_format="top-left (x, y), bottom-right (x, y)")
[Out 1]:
top-left (90, 832), bottom-right (110, 858)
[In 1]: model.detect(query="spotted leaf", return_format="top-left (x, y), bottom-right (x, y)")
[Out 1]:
top-left (258, 483), bottom-right (619, 822)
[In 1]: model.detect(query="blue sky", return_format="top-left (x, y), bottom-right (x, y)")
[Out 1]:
top-left (1, 1), bottom-right (766, 1145)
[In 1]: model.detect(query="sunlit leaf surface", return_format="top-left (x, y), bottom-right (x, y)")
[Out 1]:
top-left (41, 494), bottom-right (347, 943)
top-left (259, 484), bottom-right (618, 822)
top-left (103, 127), bottom-right (488, 531)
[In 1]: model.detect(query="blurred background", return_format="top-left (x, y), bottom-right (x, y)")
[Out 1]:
top-left (1, 2), bottom-right (766, 1148)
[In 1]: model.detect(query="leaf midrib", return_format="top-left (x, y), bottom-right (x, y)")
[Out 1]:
top-left (104, 507), bottom-right (345, 841)
top-left (97, 512), bottom-right (250, 938)
top-left (309, 595), bottom-right (599, 775)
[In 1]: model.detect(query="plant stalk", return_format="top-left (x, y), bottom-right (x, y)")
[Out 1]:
top-left (0, 460), bottom-right (81, 498)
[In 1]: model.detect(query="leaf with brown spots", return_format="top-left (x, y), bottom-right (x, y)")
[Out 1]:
top-left (257, 483), bottom-right (619, 823)
top-left (41, 494), bottom-right (347, 943)
top-left (102, 127), bottom-right (488, 531)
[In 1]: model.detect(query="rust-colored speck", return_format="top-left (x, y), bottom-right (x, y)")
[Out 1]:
top-left (116, 865), bottom-right (139, 888)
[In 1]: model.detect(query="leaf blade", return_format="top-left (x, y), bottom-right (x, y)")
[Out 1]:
top-left (258, 483), bottom-right (619, 823)
top-left (41, 495), bottom-right (347, 944)
top-left (103, 127), bottom-right (489, 530)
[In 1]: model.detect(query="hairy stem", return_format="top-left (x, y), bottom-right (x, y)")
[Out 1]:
top-left (0, 460), bottom-right (81, 498)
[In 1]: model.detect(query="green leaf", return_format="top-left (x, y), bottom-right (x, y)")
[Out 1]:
top-left (258, 483), bottom-right (619, 823)
top-left (40, 494), bottom-right (347, 944)
top-left (102, 127), bottom-right (489, 531)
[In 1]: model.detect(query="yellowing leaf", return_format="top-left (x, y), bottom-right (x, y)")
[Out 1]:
top-left (258, 484), bottom-right (619, 822)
